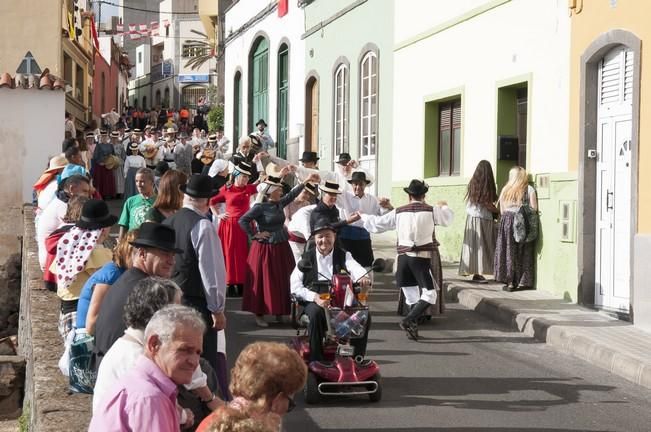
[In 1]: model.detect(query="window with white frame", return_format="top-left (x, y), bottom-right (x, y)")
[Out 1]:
top-left (359, 51), bottom-right (377, 158)
top-left (334, 63), bottom-right (349, 157)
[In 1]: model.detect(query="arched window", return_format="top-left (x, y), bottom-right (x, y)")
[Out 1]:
top-left (142, 96), bottom-right (147, 110)
top-left (234, 71), bottom-right (242, 141)
top-left (359, 51), bottom-right (378, 158)
top-left (277, 43), bottom-right (289, 158)
top-left (155, 89), bottom-right (161, 108)
top-left (249, 37), bottom-right (269, 131)
top-left (333, 63), bottom-right (349, 158)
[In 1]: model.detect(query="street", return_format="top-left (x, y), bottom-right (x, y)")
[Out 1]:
top-left (225, 273), bottom-right (651, 432)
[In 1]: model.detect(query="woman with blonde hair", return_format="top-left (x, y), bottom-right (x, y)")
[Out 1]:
top-left (494, 166), bottom-right (538, 291)
top-left (76, 229), bottom-right (139, 335)
top-left (145, 169), bottom-right (188, 223)
top-left (196, 341), bottom-right (307, 432)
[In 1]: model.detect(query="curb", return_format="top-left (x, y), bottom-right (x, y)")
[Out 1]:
top-left (447, 281), bottom-right (651, 390)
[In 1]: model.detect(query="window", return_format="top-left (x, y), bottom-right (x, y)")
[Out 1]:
top-left (75, 64), bottom-right (84, 103)
top-left (333, 63), bottom-right (349, 157)
top-left (142, 96), bottom-right (147, 110)
top-left (359, 51), bottom-right (377, 158)
top-left (249, 37), bottom-right (269, 131)
top-left (234, 71), bottom-right (242, 142)
top-left (138, 52), bottom-right (142, 64)
top-left (182, 44), bottom-right (208, 58)
top-left (16, 51), bottom-right (42, 75)
top-left (277, 44), bottom-right (289, 159)
top-left (164, 87), bottom-right (170, 108)
top-left (155, 89), bottom-right (161, 108)
top-left (438, 100), bottom-right (461, 176)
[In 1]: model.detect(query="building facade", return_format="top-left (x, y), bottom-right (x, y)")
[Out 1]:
top-left (93, 37), bottom-right (129, 123)
top-left (392, 0), bottom-right (573, 294)
top-left (223, 0), bottom-right (305, 159)
top-left (569, 0), bottom-right (651, 329)
top-left (302, 0), bottom-right (394, 196)
top-left (198, 0), bottom-right (232, 105)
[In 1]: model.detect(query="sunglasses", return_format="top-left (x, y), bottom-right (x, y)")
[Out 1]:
top-left (284, 393), bottom-right (296, 413)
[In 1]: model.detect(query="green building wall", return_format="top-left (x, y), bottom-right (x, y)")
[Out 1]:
top-left (303, 0), bottom-right (394, 197)
top-left (391, 173), bottom-right (579, 301)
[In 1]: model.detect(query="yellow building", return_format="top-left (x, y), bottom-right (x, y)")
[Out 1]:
top-left (0, 0), bottom-right (95, 132)
top-left (569, 0), bottom-right (651, 330)
top-left (198, 0), bottom-right (231, 104)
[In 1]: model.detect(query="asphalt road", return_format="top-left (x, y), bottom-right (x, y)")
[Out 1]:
top-left (224, 271), bottom-right (651, 432)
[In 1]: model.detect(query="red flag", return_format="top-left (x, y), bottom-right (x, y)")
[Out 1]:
top-left (90, 16), bottom-right (100, 50)
top-left (278, 0), bottom-right (288, 17)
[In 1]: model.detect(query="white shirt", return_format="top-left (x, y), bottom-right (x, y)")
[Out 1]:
top-left (336, 191), bottom-right (385, 229)
top-left (123, 155), bottom-right (146, 177)
top-left (92, 327), bottom-right (208, 413)
top-left (289, 250), bottom-right (367, 302)
top-left (36, 197), bottom-right (67, 269)
top-left (36, 180), bottom-right (58, 216)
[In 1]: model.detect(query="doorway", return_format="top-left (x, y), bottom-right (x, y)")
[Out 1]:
top-left (496, 82), bottom-right (528, 189)
top-left (305, 75), bottom-right (319, 153)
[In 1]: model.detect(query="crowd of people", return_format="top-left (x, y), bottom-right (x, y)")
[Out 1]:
top-left (31, 109), bottom-right (538, 430)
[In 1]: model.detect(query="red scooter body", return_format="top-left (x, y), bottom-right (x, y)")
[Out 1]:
top-left (290, 272), bottom-right (382, 404)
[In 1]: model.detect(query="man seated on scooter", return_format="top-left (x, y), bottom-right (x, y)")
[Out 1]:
top-left (289, 219), bottom-right (371, 362)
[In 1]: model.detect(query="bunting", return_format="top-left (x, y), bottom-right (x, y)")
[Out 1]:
top-left (115, 21), bottom-right (168, 38)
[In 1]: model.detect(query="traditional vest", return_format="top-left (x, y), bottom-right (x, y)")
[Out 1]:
top-left (165, 208), bottom-right (206, 300)
top-left (395, 201), bottom-right (436, 254)
top-left (301, 246), bottom-right (348, 289)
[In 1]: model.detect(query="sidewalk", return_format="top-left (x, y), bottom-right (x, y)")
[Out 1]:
top-left (371, 233), bottom-right (651, 390)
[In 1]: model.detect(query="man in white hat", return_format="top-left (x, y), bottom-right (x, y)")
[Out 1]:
top-left (161, 127), bottom-right (179, 170)
top-left (174, 131), bottom-right (194, 176)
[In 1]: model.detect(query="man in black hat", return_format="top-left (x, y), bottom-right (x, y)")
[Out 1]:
top-left (359, 179), bottom-right (454, 341)
top-left (93, 222), bottom-right (181, 368)
top-left (289, 220), bottom-right (371, 361)
top-left (251, 118), bottom-right (274, 153)
top-left (337, 171), bottom-right (393, 267)
top-left (164, 174), bottom-right (227, 374)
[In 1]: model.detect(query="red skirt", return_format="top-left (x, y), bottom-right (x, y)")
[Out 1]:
top-left (242, 240), bottom-right (295, 315)
top-left (93, 164), bottom-right (116, 198)
top-left (218, 217), bottom-right (249, 285)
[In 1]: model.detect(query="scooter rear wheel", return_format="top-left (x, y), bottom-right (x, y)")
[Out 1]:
top-left (305, 371), bottom-right (321, 404)
top-left (368, 372), bottom-right (382, 402)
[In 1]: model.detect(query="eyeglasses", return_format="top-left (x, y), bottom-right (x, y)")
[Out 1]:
top-left (284, 393), bottom-right (296, 413)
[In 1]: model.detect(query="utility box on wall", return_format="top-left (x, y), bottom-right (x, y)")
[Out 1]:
top-left (498, 136), bottom-right (518, 160)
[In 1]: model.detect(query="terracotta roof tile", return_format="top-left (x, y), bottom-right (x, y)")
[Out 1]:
top-left (0, 68), bottom-right (65, 90)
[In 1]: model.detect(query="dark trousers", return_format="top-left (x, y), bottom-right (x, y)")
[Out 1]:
top-left (183, 296), bottom-right (219, 375)
top-left (340, 238), bottom-right (374, 267)
top-left (304, 302), bottom-right (371, 361)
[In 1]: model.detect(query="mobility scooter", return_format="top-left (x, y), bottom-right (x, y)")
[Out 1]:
top-left (290, 259), bottom-right (384, 404)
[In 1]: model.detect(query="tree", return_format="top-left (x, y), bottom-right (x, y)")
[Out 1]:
top-left (207, 104), bottom-right (224, 132)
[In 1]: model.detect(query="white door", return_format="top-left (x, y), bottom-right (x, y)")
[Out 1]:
top-left (595, 46), bottom-right (633, 312)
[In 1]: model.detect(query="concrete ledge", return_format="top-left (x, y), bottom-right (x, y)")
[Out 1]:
top-left (447, 276), bottom-right (651, 390)
top-left (18, 205), bottom-right (91, 431)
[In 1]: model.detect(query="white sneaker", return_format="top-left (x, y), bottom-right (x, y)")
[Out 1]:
top-left (255, 316), bottom-right (269, 328)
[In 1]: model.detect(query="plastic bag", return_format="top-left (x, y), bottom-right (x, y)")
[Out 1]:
top-left (69, 330), bottom-right (97, 394)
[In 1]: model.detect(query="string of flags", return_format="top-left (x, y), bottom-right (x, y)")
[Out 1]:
top-left (115, 20), bottom-right (170, 39)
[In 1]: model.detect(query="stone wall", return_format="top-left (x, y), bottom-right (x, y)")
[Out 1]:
top-left (18, 205), bottom-right (92, 431)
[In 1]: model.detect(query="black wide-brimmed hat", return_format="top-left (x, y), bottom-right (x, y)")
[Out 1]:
top-left (348, 171), bottom-right (372, 185)
top-left (233, 161), bottom-right (253, 177)
top-left (336, 153), bottom-right (352, 165)
top-left (263, 175), bottom-right (283, 187)
top-left (256, 119), bottom-right (267, 127)
top-left (403, 179), bottom-right (429, 196)
top-left (76, 199), bottom-right (118, 230)
top-left (154, 161), bottom-right (169, 177)
top-left (298, 151), bottom-right (319, 163)
top-left (181, 174), bottom-right (216, 198)
top-left (319, 181), bottom-right (341, 195)
top-left (130, 222), bottom-right (182, 253)
top-left (310, 217), bottom-right (336, 237)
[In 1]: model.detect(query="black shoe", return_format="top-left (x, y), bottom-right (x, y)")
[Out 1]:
top-left (235, 284), bottom-right (243, 298)
top-left (226, 285), bottom-right (237, 297)
top-left (502, 284), bottom-right (516, 292)
top-left (399, 320), bottom-right (418, 340)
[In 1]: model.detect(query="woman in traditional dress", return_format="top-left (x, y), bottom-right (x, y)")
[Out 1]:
top-left (238, 171), bottom-right (319, 327)
top-left (209, 161), bottom-right (258, 297)
top-left (111, 131), bottom-right (126, 199)
top-left (459, 160), bottom-right (498, 282)
top-left (123, 141), bottom-right (146, 199)
top-left (494, 166), bottom-right (538, 291)
top-left (92, 131), bottom-right (116, 199)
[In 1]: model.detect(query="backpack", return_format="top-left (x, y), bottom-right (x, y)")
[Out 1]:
top-left (513, 188), bottom-right (539, 243)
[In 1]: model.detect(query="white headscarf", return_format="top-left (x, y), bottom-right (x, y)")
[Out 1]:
top-left (208, 159), bottom-right (229, 177)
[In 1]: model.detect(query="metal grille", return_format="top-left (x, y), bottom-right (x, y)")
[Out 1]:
top-left (182, 86), bottom-right (207, 109)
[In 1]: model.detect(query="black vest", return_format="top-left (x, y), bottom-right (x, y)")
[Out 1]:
top-left (301, 246), bottom-right (348, 288)
top-left (165, 208), bottom-right (206, 300)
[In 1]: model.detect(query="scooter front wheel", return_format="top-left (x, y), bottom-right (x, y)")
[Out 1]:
top-left (368, 372), bottom-right (382, 402)
top-left (305, 371), bottom-right (321, 404)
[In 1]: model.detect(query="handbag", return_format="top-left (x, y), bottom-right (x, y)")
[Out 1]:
top-left (68, 330), bottom-right (97, 394)
top-left (513, 189), bottom-right (539, 243)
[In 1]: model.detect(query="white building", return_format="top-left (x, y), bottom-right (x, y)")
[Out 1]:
top-left (223, 0), bottom-right (305, 159)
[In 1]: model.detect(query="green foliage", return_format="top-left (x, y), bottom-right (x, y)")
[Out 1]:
top-left (207, 104), bottom-right (224, 133)
top-left (19, 402), bottom-right (30, 432)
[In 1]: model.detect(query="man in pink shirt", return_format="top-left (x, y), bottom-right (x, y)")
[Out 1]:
top-left (89, 305), bottom-right (205, 431)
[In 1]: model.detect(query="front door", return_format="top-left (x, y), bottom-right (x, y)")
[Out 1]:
top-left (305, 77), bottom-right (319, 153)
top-left (595, 46), bottom-right (633, 312)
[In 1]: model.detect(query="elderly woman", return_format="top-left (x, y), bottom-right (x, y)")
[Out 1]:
top-left (93, 278), bottom-right (223, 428)
top-left (238, 171), bottom-right (320, 327)
top-left (75, 229), bottom-right (138, 335)
top-left (209, 161), bottom-right (258, 297)
top-left (196, 342), bottom-right (307, 432)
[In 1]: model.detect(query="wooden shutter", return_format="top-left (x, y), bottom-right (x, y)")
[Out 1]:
top-left (624, 48), bottom-right (634, 102)
top-left (600, 48), bottom-right (621, 105)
